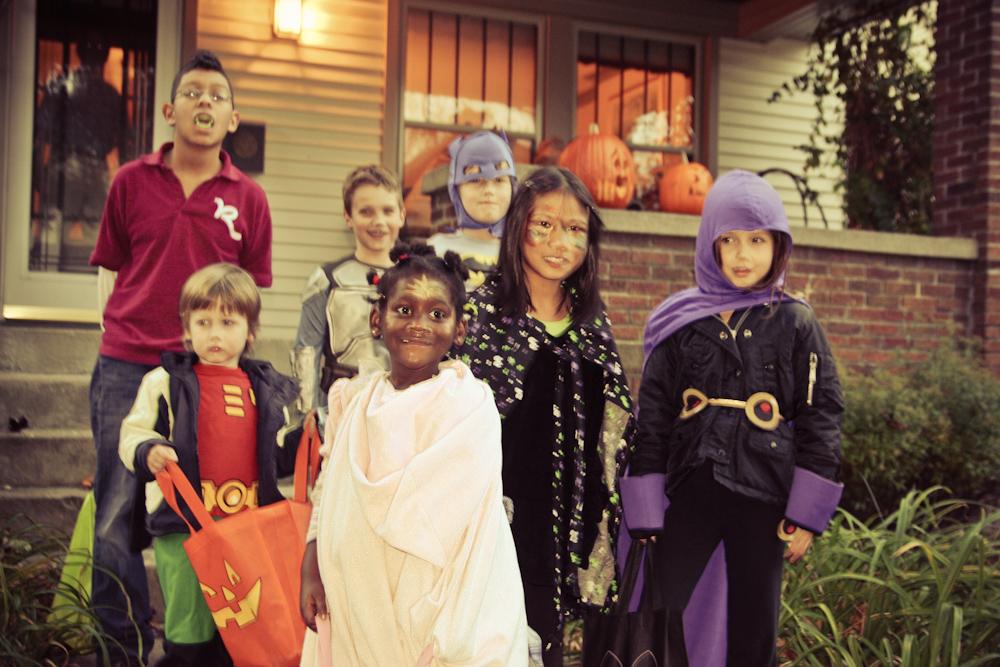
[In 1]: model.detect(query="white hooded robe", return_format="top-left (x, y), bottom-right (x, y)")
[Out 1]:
top-left (302, 360), bottom-right (528, 666)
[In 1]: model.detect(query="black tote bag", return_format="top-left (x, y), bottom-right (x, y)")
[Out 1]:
top-left (582, 540), bottom-right (688, 667)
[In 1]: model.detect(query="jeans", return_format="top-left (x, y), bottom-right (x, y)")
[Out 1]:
top-left (90, 355), bottom-right (157, 664)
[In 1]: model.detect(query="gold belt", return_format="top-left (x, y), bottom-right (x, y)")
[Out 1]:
top-left (679, 387), bottom-right (783, 431)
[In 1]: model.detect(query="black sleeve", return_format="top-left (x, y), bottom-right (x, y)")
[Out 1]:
top-left (790, 309), bottom-right (844, 481)
top-left (581, 360), bottom-right (609, 560)
top-left (629, 340), bottom-right (680, 476)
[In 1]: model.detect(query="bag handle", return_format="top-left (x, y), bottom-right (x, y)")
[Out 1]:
top-left (293, 409), bottom-right (322, 503)
top-left (638, 539), bottom-right (665, 611)
top-left (614, 539), bottom-right (648, 613)
top-left (155, 461), bottom-right (215, 535)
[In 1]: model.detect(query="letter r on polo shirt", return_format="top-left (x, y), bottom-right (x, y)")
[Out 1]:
top-left (214, 197), bottom-right (243, 241)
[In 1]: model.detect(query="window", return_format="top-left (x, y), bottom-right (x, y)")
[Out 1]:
top-left (576, 30), bottom-right (698, 202)
top-left (401, 8), bottom-right (538, 229)
top-left (29, 0), bottom-right (158, 273)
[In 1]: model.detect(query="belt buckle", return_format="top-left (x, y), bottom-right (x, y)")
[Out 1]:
top-left (678, 387), bottom-right (781, 431)
top-left (745, 392), bottom-right (781, 431)
top-left (679, 388), bottom-right (709, 420)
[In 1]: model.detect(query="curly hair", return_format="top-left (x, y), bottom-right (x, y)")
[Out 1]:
top-left (367, 241), bottom-right (469, 321)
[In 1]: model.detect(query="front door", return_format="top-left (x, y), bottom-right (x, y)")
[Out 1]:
top-left (1, 0), bottom-right (182, 322)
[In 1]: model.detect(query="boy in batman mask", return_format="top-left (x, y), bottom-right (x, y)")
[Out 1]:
top-left (428, 130), bottom-right (517, 288)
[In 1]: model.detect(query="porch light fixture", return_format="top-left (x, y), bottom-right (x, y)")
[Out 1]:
top-left (273, 0), bottom-right (303, 40)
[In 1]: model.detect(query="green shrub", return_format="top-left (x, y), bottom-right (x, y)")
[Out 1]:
top-left (839, 341), bottom-right (1000, 518)
top-left (1, 514), bottom-right (130, 666)
top-left (780, 488), bottom-right (1000, 665)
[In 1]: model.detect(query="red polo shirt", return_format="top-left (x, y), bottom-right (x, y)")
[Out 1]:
top-left (90, 144), bottom-right (272, 365)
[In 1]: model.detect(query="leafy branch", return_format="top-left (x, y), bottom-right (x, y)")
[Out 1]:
top-left (771, 0), bottom-right (936, 233)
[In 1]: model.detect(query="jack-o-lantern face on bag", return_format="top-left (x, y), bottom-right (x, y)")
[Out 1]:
top-left (199, 559), bottom-right (263, 629)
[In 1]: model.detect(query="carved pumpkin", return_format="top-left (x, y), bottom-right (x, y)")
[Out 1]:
top-left (659, 159), bottom-right (713, 215)
top-left (558, 124), bottom-right (637, 208)
top-left (199, 559), bottom-right (263, 629)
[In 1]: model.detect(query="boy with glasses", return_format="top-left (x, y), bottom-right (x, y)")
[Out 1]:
top-left (88, 50), bottom-right (272, 665)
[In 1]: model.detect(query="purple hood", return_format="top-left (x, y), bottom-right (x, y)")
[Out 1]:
top-left (643, 169), bottom-right (798, 360)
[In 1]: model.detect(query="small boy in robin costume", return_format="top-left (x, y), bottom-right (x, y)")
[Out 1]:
top-left (120, 263), bottom-right (297, 664)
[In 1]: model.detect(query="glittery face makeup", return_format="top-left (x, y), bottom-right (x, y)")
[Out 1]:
top-left (404, 274), bottom-right (450, 303)
top-left (521, 190), bottom-right (590, 288)
top-left (372, 272), bottom-right (466, 390)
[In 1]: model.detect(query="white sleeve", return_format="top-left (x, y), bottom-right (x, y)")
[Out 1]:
top-left (119, 367), bottom-right (171, 473)
top-left (97, 267), bottom-right (117, 331)
top-left (306, 377), bottom-right (352, 542)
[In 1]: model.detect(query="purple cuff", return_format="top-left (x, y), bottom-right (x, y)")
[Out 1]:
top-left (784, 466), bottom-right (843, 534)
top-left (621, 473), bottom-right (668, 531)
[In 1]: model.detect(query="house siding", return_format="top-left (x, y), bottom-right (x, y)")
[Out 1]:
top-left (197, 0), bottom-right (389, 340)
top-left (718, 37), bottom-right (844, 230)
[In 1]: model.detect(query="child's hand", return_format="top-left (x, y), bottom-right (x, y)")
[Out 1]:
top-left (783, 524), bottom-right (814, 563)
top-left (146, 444), bottom-right (178, 474)
top-left (300, 540), bottom-right (328, 631)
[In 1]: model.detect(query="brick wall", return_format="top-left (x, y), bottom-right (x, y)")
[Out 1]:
top-left (933, 0), bottom-right (1000, 372)
top-left (423, 181), bottom-right (981, 390)
top-left (600, 226), bottom-right (975, 388)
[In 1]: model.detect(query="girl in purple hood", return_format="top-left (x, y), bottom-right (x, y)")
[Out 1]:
top-left (624, 170), bottom-right (844, 665)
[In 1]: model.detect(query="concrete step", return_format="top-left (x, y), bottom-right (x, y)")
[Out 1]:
top-left (0, 485), bottom-right (88, 531)
top-left (0, 429), bottom-right (95, 486)
top-left (0, 324), bottom-right (100, 374)
top-left (0, 371), bottom-right (90, 430)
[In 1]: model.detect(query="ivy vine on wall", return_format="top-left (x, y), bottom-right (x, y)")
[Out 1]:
top-left (771, 0), bottom-right (936, 234)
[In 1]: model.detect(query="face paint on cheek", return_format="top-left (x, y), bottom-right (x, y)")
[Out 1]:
top-left (567, 233), bottom-right (588, 251)
top-left (404, 275), bottom-right (449, 302)
top-left (526, 224), bottom-right (549, 245)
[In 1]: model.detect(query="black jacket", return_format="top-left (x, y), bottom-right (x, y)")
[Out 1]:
top-left (127, 352), bottom-right (298, 545)
top-left (629, 302), bottom-right (843, 506)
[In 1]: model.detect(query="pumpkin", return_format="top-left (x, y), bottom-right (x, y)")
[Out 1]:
top-left (659, 157), bottom-right (713, 215)
top-left (558, 124), bottom-right (636, 208)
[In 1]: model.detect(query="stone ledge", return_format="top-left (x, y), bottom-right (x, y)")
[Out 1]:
top-left (423, 163), bottom-right (977, 261)
top-left (600, 209), bottom-right (978, 261)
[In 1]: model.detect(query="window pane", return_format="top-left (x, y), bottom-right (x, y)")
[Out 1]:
top-left (577, 30), bottom-right (697, 200)
top-left (30, 0), bottom-right (158, 274)
top-left (403, 10), bottom-right (536, 134)
top-left (511, 23), bottom-right (536, 125)
top-left (402, 9), bottom-right (538, 231)
top-left (456, 16), bottom-right (485, 126)
top-left (577, 31), bottom-right (695, 152)
top-left (429, 12), bottom-right (458, 124)
top-left (405, 10), bottom-right (430, 115)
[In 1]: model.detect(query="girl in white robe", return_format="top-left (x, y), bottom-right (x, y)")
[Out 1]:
top-left (299, 242), bottom-right (528, 667)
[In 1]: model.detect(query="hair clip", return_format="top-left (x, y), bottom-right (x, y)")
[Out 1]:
top-left (371, 274), bottom-right (380, 285)
top-left (398, 253), bottom-right (410, 262)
